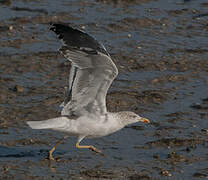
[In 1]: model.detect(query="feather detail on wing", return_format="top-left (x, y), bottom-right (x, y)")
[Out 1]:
top-left (50, 23), bottom-right (118, 117)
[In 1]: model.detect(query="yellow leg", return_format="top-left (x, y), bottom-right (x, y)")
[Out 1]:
top-left (49, 139), bottom-right (64, 160)
top-left (76, 142), bottom-right (102, 153)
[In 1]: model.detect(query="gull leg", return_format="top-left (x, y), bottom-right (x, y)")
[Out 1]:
top-left (49, 139), bottom-right (64, 160)
top-left (76, 142), bottom-right (102, 153)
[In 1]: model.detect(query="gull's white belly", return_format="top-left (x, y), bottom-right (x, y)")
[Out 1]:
top-left (52, 114), bottom-right (124, 138)
top-left (75, 116), bottom-right (123, 139)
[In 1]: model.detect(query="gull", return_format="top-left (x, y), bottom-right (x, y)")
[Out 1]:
top-left (27, 23), bottom-right (150, 160)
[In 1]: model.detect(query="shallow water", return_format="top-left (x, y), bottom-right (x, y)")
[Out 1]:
top-left (0, 0), bottom-right (208, 179)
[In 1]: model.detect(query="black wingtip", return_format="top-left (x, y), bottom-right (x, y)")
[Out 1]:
top-left (49, 23), bottom-right (109, 56)
top-left (49, 22), bottom-right (73, 32)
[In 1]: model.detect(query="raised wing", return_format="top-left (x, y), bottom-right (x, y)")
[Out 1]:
top-left (50, 23), bottom-right (118, 117)
top-left (62, 65), bottom-right (77, 106)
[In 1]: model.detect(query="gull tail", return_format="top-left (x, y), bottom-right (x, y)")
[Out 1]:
top-left (27, 117), bottom-right (69, 129)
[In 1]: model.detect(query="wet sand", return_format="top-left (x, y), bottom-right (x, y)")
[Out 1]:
top-left (0, 0), bottom-right (208, 179)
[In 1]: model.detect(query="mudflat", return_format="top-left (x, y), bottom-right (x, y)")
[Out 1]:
top-left (0, 0), bottom-right (208, 179)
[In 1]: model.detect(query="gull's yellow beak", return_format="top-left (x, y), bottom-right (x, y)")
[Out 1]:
top-left (140, 117), bottom-right (150, 124)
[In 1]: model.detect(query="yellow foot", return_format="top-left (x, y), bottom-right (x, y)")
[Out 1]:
top-left (47, 139), bottom-right (64, 161)
top-left (48, 152), bottom-right (55, 161)
top-left (76, 143), bottom-right (102, 154)
top-left (90, 146), bottom-right (102, 153)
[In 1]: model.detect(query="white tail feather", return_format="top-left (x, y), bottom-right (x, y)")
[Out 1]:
top-left (27, 117), bottom-right (69, 129)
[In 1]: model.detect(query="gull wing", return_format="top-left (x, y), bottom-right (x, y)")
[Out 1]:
top-left (50, 23), bottom-right (118, 117)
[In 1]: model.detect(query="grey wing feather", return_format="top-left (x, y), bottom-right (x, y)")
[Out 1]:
top-left (61, 52), bottom-right (118, 116)
top-left (50, 23), bottom-right (118, 117)
top-left (60, 46), bottom-right (94, 69)
top-left (62, 64), bottom-right (77, 106)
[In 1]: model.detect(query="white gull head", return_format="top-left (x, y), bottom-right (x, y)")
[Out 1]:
top-left (116, 111), bottom-right (150, 126)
